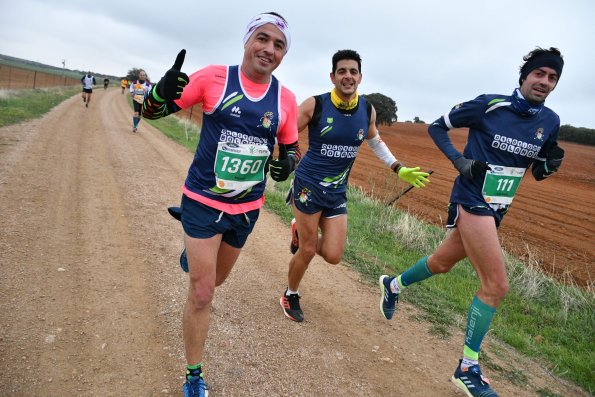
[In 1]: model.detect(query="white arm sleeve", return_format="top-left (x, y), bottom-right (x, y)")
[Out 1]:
top-left (365, 133), bottom-right (397, 168)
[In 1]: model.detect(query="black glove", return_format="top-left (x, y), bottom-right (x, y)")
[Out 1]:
top-left (269, 144), bottom-right (295, 182)
top-left (156, 49), bottom-right (189, 101)
top-left (545, 144), bottom-right (564, 173)
top-left (452, 156), bottom-right (491, 180)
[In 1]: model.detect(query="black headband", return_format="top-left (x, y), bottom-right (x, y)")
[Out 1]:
top-left (519, 52), bottom-right (564, 85)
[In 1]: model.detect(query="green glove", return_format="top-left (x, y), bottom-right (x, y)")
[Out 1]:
top-left (398, 166), bottom-right (430, 188)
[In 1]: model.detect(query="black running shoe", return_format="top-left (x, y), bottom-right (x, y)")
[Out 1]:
top-left (280, 288), bottom-right (303, 322)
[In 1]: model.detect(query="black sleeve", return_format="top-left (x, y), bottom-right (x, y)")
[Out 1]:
top-left (308, 95), bottom-right (323, 131)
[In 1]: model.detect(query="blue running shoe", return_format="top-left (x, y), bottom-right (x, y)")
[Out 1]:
top-left (180, 248), bottom-right (189, 273)
top-left (451, 360), bottom-right (499, 397)
top-left (183, 376), bottom-right (209, 397)
top-left (378, 275), bottom-right (398, 320)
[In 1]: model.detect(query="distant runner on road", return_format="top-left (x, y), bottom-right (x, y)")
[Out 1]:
top-left (129, 70), bottom-right (151, 133)
top-left (120, 78), bottom-right (128, 94)
top-left (81, 71), bottom-right (96, 108)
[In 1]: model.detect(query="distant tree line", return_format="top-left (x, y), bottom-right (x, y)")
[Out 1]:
top-left (559, 124), bottom-right (594, 146)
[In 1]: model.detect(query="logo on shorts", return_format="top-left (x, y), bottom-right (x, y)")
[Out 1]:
top-left (297, 187), bottom-right (311, 205)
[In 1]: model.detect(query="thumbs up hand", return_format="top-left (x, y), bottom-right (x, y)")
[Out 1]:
top-left (156, 49), bottom-right (189, 101)
top-left (269, 144), bottom-right (296, 182)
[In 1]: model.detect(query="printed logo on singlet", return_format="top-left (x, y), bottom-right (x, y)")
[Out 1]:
top-left (320, 118), bottom-right (334, 137)
top-left (258, 111), bottom-right (276, 131)
top-left (221, 91), bottom-right (244, 118)
top-left (535, 128), bottom-right (544, 141)
top-left (231, 106), bottom-right (242, 117)
top-left (491, 134), bottom-right (541, 159)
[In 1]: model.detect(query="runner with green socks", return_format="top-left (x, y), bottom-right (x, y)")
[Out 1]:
top-left (379, 46), bottom-right (566, 397)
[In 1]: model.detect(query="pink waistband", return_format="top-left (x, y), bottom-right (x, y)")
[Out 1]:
top-left (182, 185), bottom-right (265, 215)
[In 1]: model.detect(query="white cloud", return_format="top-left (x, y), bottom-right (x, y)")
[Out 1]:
top-left (1, 0), bottom-right (593, 127)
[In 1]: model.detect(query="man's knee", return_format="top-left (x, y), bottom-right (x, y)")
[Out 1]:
top-left (321, 250), bottom-right (342, 265)
top-left (484, 279), bottom-right (509, 301)
top-left (427, 255), bottom-right (456, 274)
top-left (299, 237), bottom-right (318, 259)
top-left (187, 280), bottom-right (215, 310)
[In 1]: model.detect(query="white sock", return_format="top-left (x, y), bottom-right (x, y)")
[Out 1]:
top-left (461, 357), bottom-right (479, 369)
top-left (286, 289), bottom-right (299, 296)
top-left (389, 278), bottom-right (401, 294)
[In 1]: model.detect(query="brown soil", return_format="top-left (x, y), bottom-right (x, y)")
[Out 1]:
top-left (0, 89), bottom-right (589, 396)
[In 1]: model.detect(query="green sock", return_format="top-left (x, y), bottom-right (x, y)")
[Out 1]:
top-left (400, 256), bottom-right (433, 287)
top-left (186, 363), bottom-right (203, 381)
top-left (463, 296), bottom-right (496, 361)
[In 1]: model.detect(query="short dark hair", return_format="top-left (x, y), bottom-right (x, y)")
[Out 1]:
top-left (265, 11), bottom-right (288, 24)
top-left (332, 49), bottom-right (362, 74)
top-left (519, 46), bottom-right (564, 85)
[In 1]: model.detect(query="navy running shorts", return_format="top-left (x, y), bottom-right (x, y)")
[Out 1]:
top-left (446, 202), bottom-right (508, 229)
top-left (180, 194), bottom-right (260, 248)
top-left (291, 176), bottom-right (347, 218)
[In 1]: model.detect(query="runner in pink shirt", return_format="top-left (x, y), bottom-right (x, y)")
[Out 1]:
top-left (143, 12), bottom-right (299, 397)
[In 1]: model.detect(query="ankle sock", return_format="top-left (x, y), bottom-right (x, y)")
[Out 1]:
top-left (186, 363), bottom-right (203, 381)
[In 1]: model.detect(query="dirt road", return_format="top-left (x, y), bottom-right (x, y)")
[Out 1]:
top-left (0, 89), bottom-right (587, 396)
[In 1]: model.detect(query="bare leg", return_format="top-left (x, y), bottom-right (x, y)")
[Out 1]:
top-left (183, 233), bottom-right (241, 365)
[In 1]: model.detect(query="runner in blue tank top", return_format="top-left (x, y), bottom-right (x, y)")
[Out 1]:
top-left (279, 49), bottom-right (430, 323)
top-left (142, 12), bottom-right (299, 397)
top-left (378, 47), bottom-right (566, 397)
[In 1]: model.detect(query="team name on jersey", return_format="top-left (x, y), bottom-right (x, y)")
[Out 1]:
top-left (219, 129), bottom-right (268, 145)
top-left (320, 144), bottom-right (359, 158)
top-left (491, 134), bottom-right (542, 159)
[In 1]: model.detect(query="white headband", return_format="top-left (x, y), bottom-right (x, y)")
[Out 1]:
top-left (243, 13), bottom-right (291, 53)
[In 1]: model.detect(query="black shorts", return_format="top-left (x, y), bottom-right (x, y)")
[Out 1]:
top-left (446, 203), bottom-right (508, 228)
top-left (133, 101), bottom-right (142, 113)
top-left (82, 88), bottom-right (92, 94)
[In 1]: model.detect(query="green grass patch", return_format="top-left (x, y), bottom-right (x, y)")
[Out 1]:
top-left (126, 96), bottom-right (201, 152)
top-left (144, 116), bottom-right (200, 151)
top-left (264, 179), bottom-right (595, 394)
top-left (0, 87), bottom-right (80, 127)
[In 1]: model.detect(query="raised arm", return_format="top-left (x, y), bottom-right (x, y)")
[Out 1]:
top-left (143, 49), bottom-right (189, 120)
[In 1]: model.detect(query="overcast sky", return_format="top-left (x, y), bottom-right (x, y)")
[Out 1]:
top-left (1, 0), bottom-right (594, 128)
